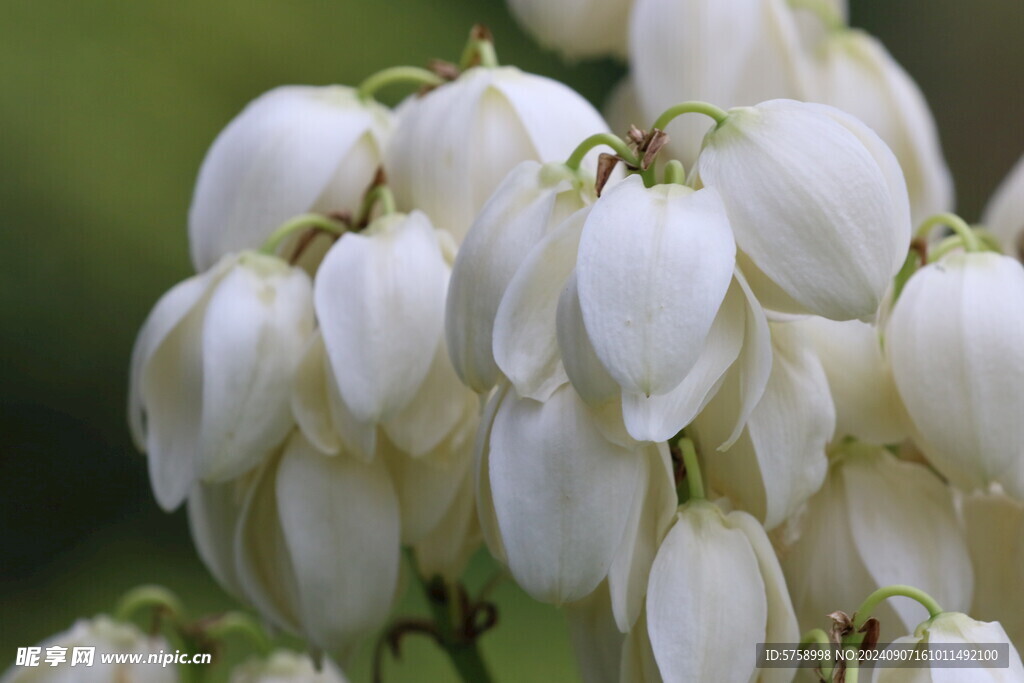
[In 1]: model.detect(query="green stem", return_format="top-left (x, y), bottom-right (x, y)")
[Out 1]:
top-left (357, 66), bottom-right (445, 100)
top-left (653, 101), bottom-right (729, 132)
top-left (915, 212), bottom-right (983, 253)
top-left (662, 160), bottom-right (686, 186)
top-left (891, 245), bottom-right (923, 302)
top-left (565, 133), bottom-right (638, 170)
top-left (201, 612), bottom-right (272, 656)
top-left (853, 585), bottom-right (943, 631)
top-left (405, 551), bottom-right (493, 683)
top-left (116, 585), bottom-right (185, 624)
top-left (800, 629), bottom-right (830, 648)
top-left (260, 213), bottom-right (348, 256)
top-left (787, 0), bottom-right (845, 31)
top-left (357, 185), bottom-right (397, 224)
top-left (678, 438), bottom-right (705, 501)
top-left (460, 39), bottom-right (499, 69)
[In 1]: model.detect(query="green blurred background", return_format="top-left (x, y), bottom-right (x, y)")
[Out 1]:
top-left (1, 0), bottom-right (1021, 680)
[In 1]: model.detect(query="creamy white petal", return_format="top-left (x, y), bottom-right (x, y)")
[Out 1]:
top-left (492, 208), bottom-right (588, 401)
top-left (290, 331), bottom-right (341, 455)
top-left (489, 383), bottom-right (644, 604)
top-left (323, 350), bottom-right (377, 462)
top-left (621, 272), bottom-right (745, 442)
top-left (797, 316), bottom-right (909, 445)
top-left (602, 76), bottom-right (644, 143)
top-left (697, 99), bottom-right (910, 320)
top-left (315, 211), bottom-right (448, 422)
top-left (557, 270), bottom-right (620, 406)
top-left (412, 462), bottom-right (481, 583)
top-left (983, 154), bottom-right (1024, 259)
top-left (619, 610), bottom-right (663, 683)
top-left (276, 433), bottom-right (400, 660)
top-left (887, 252), bottom-right (1024, 497)
top-left (448, 160), bottom-right (589, 393)
top-left (646, 503), bottom-right (766, 682)
top-left (506, 0), bottom-right (631, 60)
top-left (565, 584), bottom-right (626, 683)
top-left (189, 86), bottom-right (390, 271)
top-left (199, 254), bottom-right (314, 481)
top-left (228, 650), bottom-right (350, 683)
top-left (577, 178), bottom-right (736, 396)
top-left (474, 383), bottom-right (509, 565)
top-left (608, 443), bottom-right (676, 632)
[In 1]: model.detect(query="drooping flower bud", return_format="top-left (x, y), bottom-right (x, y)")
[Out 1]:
top-left (795, 316), bottom-right (910, 445)
top-left (129, 252), bottom-right (314, 510)
top-left (446, 160), bottom-right (592, 393)
top-left (1, 616), bottom-right (176, 683)
top-left (189, 86), bottom-right (391, 271)
top-left (696, 320), bottom-right (833, 530)
top-left (696, 99), bottom-right (913, 320)
top-left (780, 443), bottom-right (973, 642)
top-left (229, 650), bottom-right (349, 683)
top-left (808, 29), bottom-right (954, 224)
top-left (384, 66), bottom-right (610, 242)
top-left (886, 251), bottom-right (1024, 499)
top-left (877, 612), bottom-right (1024, 682)
top-left (630, 0), bottom-right (808, 166)
top-left (645, 500), bottom-right (799, 682)
top-left (505, 0), bottom-right (632, 60)
top-left (983, 154), bottom-right (1024, 260)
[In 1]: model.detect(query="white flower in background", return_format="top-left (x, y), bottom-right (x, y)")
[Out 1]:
top-left (564, 585), bottom-right (625, 683)
top-left (229, 650), bottom-right (348, 683)
top-left (887, 251), bottom-right (1024, 499)
top-left (780, 443), bottom-right (973, 642)
top-left (189, 86), bottom-right (391, 271)
top-left (645, 500), bottom-right (799, 682)
top-left (696, 99), bottom-right (912, 320)
top-left (795, 316), bottom-right (910, 445)
top-left (602, 76), bottom-right (644, 142)
top-left (877, 612), bottom-right (1024, 682)
top-left (0, 616), bottom-right (176, 683)
top-left (384, 65), bottom-right (610, 242)
top-left (697, 321), bottom-right (833, 531)
top-left (505, 0), bottom-right (632, 60)
top-left (962, 490), bottom-right (1024, 650)
top-left (808, 29), bottom-right (954, 224)
top-left (484, 382), bottom-right (649, 605)
top-left (983, 153), bottom-right (1024, 259)
top-left (630, 0), bottom-right (808, 167)
top-left (129, 252), bottom-right (314, 510)
top-left (446, 160), bottom-right (593, 393)
top-left (188, 432), bottom-right (400, 664)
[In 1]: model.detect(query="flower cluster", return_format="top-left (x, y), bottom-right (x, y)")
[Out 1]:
top-left (114, 3), bottom-right (1024, 682)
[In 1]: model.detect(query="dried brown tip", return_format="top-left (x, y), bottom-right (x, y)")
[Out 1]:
top-left (1016, 228), bottom-right (1024, 262)
top-left (595, 153), bottom-right (620, 197)
top-left (827, 610), bottom-right (854, 643)
top-left (470, 23), bottom-right (494, 42)
top-left (428, 59), bottom-right (460, 82)
top-left (858, 617), bottom-right (880, 653)
top-left (371, 166), bottom-right (388, 189)
top-left (641, 129), bottom-right (669, 170)
top-left (626, 125), bottom-right (646, 148)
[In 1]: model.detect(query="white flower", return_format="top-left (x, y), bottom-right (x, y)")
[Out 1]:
top-left (697, 320), bottom-right (833, 530)
top-left (795, 316), bottom-right (910, 445)
top-left (229, 650), bottom-right (348, 683)
top-left (630, 0), bottom-right (808, 166)
top-left (602, 76), bottom-right (644, 142)
top-left (808, 29), bottom-right (954, 224)
top-left (0, 616), bottom-right (176, 683)
top-left (505, 0), bottom-right (632, 60)
top-left (645, 500), bottom-right (799, 682)
top-left (983, 154), bottom-right (1024, 259)
top-left (962, 490), bottom-right (1024, 650)
top-left (564, 585), bottom-right (625, 683)
top-left (129, 252), bottom-right (314, 510)
top-left (886, 251), bottom-right (1024, 499)
top-left (384, 66), bottom-right (610, 242)
top-left (188, 432), bottom-right (400, 663)
top-left (877, 612), bottom-right (1024, 682)
top-left (446, 160), bottom-right (592, 393)
top-left (780, 444), bottom-right (973, 642)
top-left (188, 86), bottom-right (391, 271)
top-left (696, 99), bottom-right (913, 320)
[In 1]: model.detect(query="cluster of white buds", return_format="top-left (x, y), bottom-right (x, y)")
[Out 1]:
top-left (119, 5), bottom-right (1024, 681)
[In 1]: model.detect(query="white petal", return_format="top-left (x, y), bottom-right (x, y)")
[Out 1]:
top-left (608, 443), bottom-right (677, 632)
top-left (577, 178), bottom-right (736, 396)
top-left (797, 316), bottom-right (909, 445)
top-left (447, 160), bottom-right (587, 392)
top-left (474, 383), bottom-right (509, 565)
top-left (315, 211), bottom-right (448, 422)
top-left (187, 477), bottom-right (253, 602)
top-left (489, 383), bottom-right (644, 604)
top-left (557, 270), bottom-right (620, 406)
top-left (412, 462), bottom-right (481, 583)
top-left (983, 153), bottom-right (1024, 258)
top-left (276, 433), bottom-right (400, 660)
top-left (199, 254), bottom-right (314, 481)
top-left (492, 208), bottom-right (588, 401)
top-left (505, 0), bottom-right (630, 60)
top-left (565, 585), bottom-right (625, 683)
top-left (697, 99), bottom-right (910, 320)
top-left (324, 350), bottom-right (377, 461)
top-left (620, 272), bottom-right (746, 442)
top-left (721, 267), bottom-right (773, 448)
top-left (189, 86), bottom-right (390, 270)
top-left (602, 76), bottom-right (644, 144)
top-left (646, 503), bottom-right (766, 682)
top-left (290, 331), bottom-right (341, 455)
top-left (619, 610), bottom-right (663, 683)
top-left (887, 252), bottom-right (1024, 497)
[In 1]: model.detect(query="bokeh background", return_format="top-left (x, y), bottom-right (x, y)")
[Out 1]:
top-left (1, 0), bottom-right (1022, 680)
